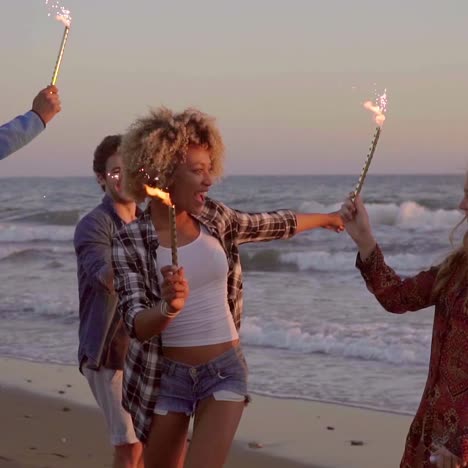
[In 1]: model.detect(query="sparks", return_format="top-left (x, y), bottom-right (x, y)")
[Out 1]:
top-left (144, 184), bottom-right (179, 266)
top-left (363, 90), bottom-right (388, 127)
top-left (45, 0), bottom-right (72, 27)
top-left (144, 185), bottom-right (173, 206)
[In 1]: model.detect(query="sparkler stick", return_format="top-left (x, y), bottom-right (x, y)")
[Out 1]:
top-left (45, 1), bottom-right (72, 85)
top-left (352, 91), bottom-right (388, 202)
top-left (50, 25), bottom-right (70, 85)
top-left (144, 185), bottom-right (179, 267)
top-left (352, 126), bottom-right (381, 200)
top-left (168, 204), bottom-right (179, 267)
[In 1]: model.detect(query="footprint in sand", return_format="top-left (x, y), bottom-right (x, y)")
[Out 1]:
top-left (350, 440), bottom-right (365, 446)
top-left (248, 441), bottom-right (264, 449)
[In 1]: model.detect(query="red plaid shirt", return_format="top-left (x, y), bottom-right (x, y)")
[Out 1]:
top-left (112, 198), bottom-right (297, 442)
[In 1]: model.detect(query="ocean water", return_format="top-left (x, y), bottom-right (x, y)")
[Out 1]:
top-left (0, 174), bottom-right (465, 415)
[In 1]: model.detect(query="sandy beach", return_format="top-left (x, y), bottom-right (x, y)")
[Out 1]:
top-left (0, 357), bottom-right (413, 467)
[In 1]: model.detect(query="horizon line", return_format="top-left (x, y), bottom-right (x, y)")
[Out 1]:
top-left (0, 172), bottom-right (463, 179)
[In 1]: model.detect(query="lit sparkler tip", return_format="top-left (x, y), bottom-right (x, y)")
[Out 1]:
top-left (144, 184), bottom-right (173, 206)
top-left (363, 89), bottom-right (388, 127)
top-left (45, 0), bottom-right (72, 27)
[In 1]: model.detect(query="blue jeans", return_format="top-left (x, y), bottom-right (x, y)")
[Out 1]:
top-left (154, 345), bottom-right (249, 416)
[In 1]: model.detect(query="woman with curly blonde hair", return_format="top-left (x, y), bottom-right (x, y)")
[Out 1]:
top-left (112, 107), bottom-right (344, 468)
top-left (340, 176), bottom-right (468, 468)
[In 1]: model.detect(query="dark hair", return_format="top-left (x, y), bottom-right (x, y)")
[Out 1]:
top-left (93, 135), bottom-right (122, 175)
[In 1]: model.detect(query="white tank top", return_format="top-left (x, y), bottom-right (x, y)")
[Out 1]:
top-left (156, 225), bottom-right (239, 347)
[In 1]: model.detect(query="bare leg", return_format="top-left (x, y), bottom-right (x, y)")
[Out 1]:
top-left (185, 397), bottom-right (244, 468)
top-left (138, 450), bottom-right (145, 468)
top-left (113, 442), bottom-right (144, 468)
top-left (144, 413), bottom-right (190, 468)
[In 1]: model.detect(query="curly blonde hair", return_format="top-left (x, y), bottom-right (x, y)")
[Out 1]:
top-left (432, 217), bottom-right (468, 304)
top-left (120, 107), bottom-right (225, 202)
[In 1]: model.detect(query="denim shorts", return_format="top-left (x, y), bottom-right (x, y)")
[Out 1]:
top-left (154, 345), bottom-right (249, 416)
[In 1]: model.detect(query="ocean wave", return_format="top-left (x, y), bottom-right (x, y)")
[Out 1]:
top-left (242, 249), bottom-right (433, 273)
top-left (299, 200), bottom-right (462, 229)
top-left (241, 249), bottom-right (298, 272)
top-left (241, 318), bottom-right (430, 366)
top-left (3, 209), bottom-right (82, 226)
top-left (368, 201), bottom-right (462, 229)
top-left (0, 305), bottom-right (77, 323)
top-left (0, 224), bottom-right (74, 242)
top-left (0, 248), bottom-right (59, 263)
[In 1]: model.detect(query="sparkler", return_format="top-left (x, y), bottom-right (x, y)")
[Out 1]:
top-left (45, 1), bottom-right (72, 85)
top-left (144, 185), bottom-right (179, 267)
top-left (352, 90), bottom-right (388, 201)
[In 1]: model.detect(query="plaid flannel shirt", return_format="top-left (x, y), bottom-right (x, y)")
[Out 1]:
top-left (112, 197), bottom-right (297, 442)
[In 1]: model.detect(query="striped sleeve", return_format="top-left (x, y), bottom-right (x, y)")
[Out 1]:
top-left (112, 230), bottom-right (153, 339)
top-left (217, 202), bottom-right (297, 245)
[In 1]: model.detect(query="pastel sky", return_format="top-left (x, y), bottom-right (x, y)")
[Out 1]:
top-left (1, 0), bottom-right (467, 176)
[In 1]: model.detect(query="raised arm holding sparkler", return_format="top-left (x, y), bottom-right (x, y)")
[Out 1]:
top-left (0, 86), bottom-right (61, 161)
top-left (340, 167), bottom-right (468, 466)
top-left (1, 0), bottom-right (70, 161)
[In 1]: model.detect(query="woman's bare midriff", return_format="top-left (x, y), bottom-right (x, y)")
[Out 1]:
top-left (162, 339), bottom-right (239, 366)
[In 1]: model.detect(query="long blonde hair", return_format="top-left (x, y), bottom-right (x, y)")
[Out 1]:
top-left (432, 217), bottom-right (468, 301)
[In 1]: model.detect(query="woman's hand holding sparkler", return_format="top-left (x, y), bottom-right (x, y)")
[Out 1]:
top-left (134, 267), bottom-right (189, 341)
top-left (159, 265), bottom-right (189, 318)
top-left (32, 85), bottom-right (61, 125)
top-left (340, 194), bottom-right (376, 261)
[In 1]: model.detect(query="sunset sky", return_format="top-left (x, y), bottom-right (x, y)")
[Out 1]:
top-left (1, 0), bottom-right (467, 176)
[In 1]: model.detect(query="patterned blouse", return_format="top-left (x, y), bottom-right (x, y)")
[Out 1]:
top-left (112, 197), bottom-right (297, 442)
top-left (357, 244), bottom-right (468, 467)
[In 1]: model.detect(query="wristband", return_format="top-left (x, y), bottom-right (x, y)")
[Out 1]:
top-left (158, 301), bottom-right (180, 319)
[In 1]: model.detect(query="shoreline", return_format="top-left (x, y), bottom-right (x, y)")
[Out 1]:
top-left (0, 354), bottom-right (414, 418)
top-left (0, 356), bottom-right (413, 467)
